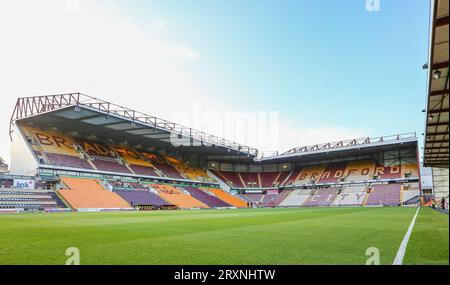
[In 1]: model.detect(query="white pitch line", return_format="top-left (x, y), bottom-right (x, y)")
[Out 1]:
top-left (393, 207), bottom-right (421, 265)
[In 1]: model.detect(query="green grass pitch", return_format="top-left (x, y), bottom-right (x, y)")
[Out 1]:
top-left (0, 207), bottom-right (448, 265)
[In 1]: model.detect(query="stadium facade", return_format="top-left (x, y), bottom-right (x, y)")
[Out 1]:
top-left (0, 93), bottom-right (426, 212)
top-left (423, 0), bottom-right (449, 203)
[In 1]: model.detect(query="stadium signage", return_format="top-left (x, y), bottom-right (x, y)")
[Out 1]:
top-left (13, 179), bottom-right (35, 189)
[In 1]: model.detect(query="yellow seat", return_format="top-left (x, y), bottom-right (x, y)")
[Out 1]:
top-left (58, 177), bottom-right (131, 210)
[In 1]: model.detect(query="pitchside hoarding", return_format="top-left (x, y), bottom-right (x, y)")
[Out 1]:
top-left (13, 179), bottom-right (35, 189)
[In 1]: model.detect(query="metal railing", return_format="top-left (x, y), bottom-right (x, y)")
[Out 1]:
top-left (259, 133), bottom-right (417, 158)
top-left (9, 93), bottom-right (259, 156)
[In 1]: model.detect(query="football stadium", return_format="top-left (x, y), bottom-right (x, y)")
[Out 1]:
top-left (0, 0), bottom-right (448, 269)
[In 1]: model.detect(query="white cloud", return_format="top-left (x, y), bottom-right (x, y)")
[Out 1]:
top-left (0, 0), bottom-right (205, 164)
top-left (153, 17), bottom-right (167, 31)
top-left (0, 0), bottom-right (367, 166)
top-left (167, 103), bottom-right (370, 155)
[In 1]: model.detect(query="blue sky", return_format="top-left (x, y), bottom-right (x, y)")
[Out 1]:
top-left (115, 0), bottom-right (430, 133)
top-left (0, 0), bottom-right (431, 163)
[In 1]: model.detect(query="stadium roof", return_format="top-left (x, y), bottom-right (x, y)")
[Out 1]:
top-left (256, 134), bottom-right (418, 164)
top-left (423, 0), bottom-right (449, 168)
top-left (9, 94), bottom-right (419, 166)
top-left (9, 93), bottom-right (258, 158)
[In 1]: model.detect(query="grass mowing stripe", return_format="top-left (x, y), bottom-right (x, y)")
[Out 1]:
top-left (393, 207), bottom-right (420, 265)
top-left (0, 207), bottom-right (445, 265)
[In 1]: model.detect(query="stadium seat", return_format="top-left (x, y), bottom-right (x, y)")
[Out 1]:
top-left (58, 177), bottom-right (132, 210)
top-left (212, 171), bottom-right (245, 188)
top-left (318, 163), bottom-right (348, 184)
top-left (401, 183), bottom-right (420, 204)
top-left (291, 165), bottom-right (327, 185)
top-left (203, 188), bottom-right (247, 208)
top-left (365, 184), bottom-right (401, 206)
top-left (75, 139), bottom-right (116, 159)
top-left (164, 156), bottom-right (212, 182)
top-left (46, 153), bottom-right (93, 169)
top-left (373, 165), bottom-right (402, 179)
top-left (22, 126), bottom-right (80, 157)
top-left (0, 188), bottom-right (67, 210)
top-left (278, 190), bottom-right (311, 207)
top-left (277, 171), bottom-right (295, 186)
top-left (114, 190), bottom-right (172, 208)
top-left (183, 186), bottom-right (231, 208)
top-left (239, 172), bottom-right (260, 188)
top-left (260, 172), bottom-right (280, 187)
top-left (238, 192), bottom-right (286, 207)
top-left (113, 146), bottom-right (154, 167)
top-left (401, 164), bottom-right (419, 178)
top-left (302, 188), bottom-right (339, 207)
top-left (21, 127), bottom-right (93, 169)
top-left (331, 186), bottom-right (367, 206)
top-left (152, 184), bottom-right (208, 209)
top-left (151, 184), bottom-right (182, 194)
top-left (241, 194), bottom-right (264, 205)
top-left (92, 159), bottom-right (132, 174)
top-left (128, 164), bottom-right (160, 177)
top-left (343, 161), bottom-right (375, 182)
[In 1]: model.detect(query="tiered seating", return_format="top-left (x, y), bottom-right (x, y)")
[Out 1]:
top-left (183, 186), bottom-right (231, 208)
top-left (114, 147), bottom-right (161, 177)
top-left (402, 164), bottom-right (419, 178)
top-left (58, 177), bottom-right (132, 210)
top-left (212, 171), bottom-right (245, 188)
top-left (76, 139), bottom-right (114, 158)
top-left (152, 184), bottom-right (208, 209)
top-left (303, 188), bottom-right (339, 207)
top-left (110, 181), bottom-right (147, 191)
top-left (276, 171), bottom-right (293, 186)
top-left (75, 139), bottom-right (130, 174)
top-left (374, 165), bottom-right (402, 179)
top-left (0, 179), bottom-right (13, 188)
top-left (260, 172), bottom-right (280, 188)
top-left (22, 127), bottom-right (79, 156)
top-left (203, 188), bottom-right (247, 208)
top-left (164, 156), bottom-right (212, 182)
top-left (343, 161), bottom-right (375, 182)
top-left (22, 127), bottom-right (92, 169)
top-left (291, 165), bottom-right (326, 185)
top-left (92, 159), bottom-right (131, 173)
top-left (46, 153), bottom-right (93, 169)
top-left (239, 172), bottom-right (260, 188)
top-left (260, 194), bottom-right (279, 207)
top-left (243, 194), bottom-right (264, 204)
top-left (365, 184), bottom-right (401, 206)
top-left (153, 163), bottom-right (185, 179)
top-left (151, 184), bottom-right (182, 194)
top-left (331, 186), bottom-right (367, 206)
top-left (270, 190), bottom-right (291, 206)
top-left (129, 165), bottom-right (160, 177)
top-left (19, 127), bottom-right (216, 183)
top-left (176, 165), bottom-right (210, 181)
top-left (237, 194), bottom-right (253, 204)
top-left (278, 189), bottom-right (312, 207)
top-left (240, 192), bottom-right (289, 207)
top-left (137, 152), bottom-right (185, 179)
top-left (114, 190), bottom-right (172, 208)
top-left (318, 163), bottom-right (347, 183)
top-left (0, 188), bottom-right (66, 210)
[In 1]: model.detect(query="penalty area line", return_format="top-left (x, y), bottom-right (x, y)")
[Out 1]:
top-left (392, 207), bottom-right (420, 265)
